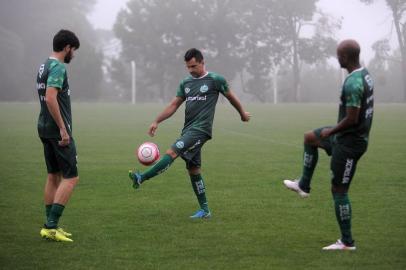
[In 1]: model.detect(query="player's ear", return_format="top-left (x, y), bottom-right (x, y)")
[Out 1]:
top-left (64, 45), bottom-right (72, 53)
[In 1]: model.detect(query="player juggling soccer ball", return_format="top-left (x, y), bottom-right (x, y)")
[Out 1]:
top-left (36, 30), bottom-right (80, 242)
top-left (129, 48), bottom-right (251, 219)
top-left (283, 39), bottom-right (374, 250)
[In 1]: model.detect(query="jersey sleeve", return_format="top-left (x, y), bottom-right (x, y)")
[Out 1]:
top-left (344, 76), bottom-right (363, 108)
top-left (47, 62), bottom-right (65, 90)
top-left (176, 79), bottom-right (185, 98)
top-left (214, 74), bottom-right (229, 94)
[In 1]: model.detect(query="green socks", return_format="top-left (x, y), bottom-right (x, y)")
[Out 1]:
top-left (190, 174), bottom-right (209, 213)
top-left (299, 143), bottom-right (318, 192)
top-left (140, 154), bottom-right (174, 181)
top-left (333, 193), bottom-right (353, 245)
top-left (45, 203), bottom-right (65, 229)
top-left (45, 204), bottom-right (52, 219)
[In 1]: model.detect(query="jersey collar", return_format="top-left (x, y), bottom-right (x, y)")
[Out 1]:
top-left (347, 67), bottom-right (364, 77)
top-left (192, 71), bottom-right (209, 79)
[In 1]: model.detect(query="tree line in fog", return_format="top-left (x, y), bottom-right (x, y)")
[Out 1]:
top-left (0, 0), bottom-right (405, 102)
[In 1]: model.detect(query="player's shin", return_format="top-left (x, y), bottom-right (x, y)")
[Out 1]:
top-left (333, 192), bottom-right (354, 246)
top-left (140, 154), bottom-right (174, 181)
top-left (299, 144), bottom-right (318, 192)
top-left (190, 174), bottom-right (209, 213)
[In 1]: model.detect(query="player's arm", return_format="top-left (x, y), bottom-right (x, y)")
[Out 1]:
top-left (224, 90), bottom-right (251, 122)
top-left (321, 107), bottom-right (360, 138)
top-left (45, 87), bottom-right (69, 146)
top-left (148, 96), bottom-right (185, 137)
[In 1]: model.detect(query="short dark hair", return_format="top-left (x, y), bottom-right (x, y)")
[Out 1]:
top-left (53, 29), bottom-right (80, 52)
top-left (184, 48), bottom-right (203, 62)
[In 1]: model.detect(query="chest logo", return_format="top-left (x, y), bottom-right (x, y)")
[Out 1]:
top-left (200, 84), bottom-right (209, 93)
top-left (185, 87), bottom-right (190, 94)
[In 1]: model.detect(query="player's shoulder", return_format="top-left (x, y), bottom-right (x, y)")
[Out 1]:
top-left (48, 58), bottom-right (66, 73)
top-left (180, 75), bottom-right (193, 84)
top-left (207, 72), bottom-right (226, 81)
top-left (345, 68), bottom-right (364, 91)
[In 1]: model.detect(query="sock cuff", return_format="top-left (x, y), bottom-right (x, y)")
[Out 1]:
top-left (52, 203), bottom-right (65, 209)
top-left (190, 174), bottom-right (202, 182)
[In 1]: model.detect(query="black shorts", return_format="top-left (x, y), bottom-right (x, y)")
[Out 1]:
top-left (314, 127), bottom-right (366, 188)
top-left (40, 137), bottom-right (78, 179)
top-left (171, 130), bottom-right (210, 169)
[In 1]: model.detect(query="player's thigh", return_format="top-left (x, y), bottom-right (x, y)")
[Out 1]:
top-left (52, 138), bottom-right (79, 179)
top-left (40, 137), bottom-right (60, 174)
top-left (171, 131), bottom-right (209, 157)
top-left (330, 145), bottom-right (362, 189)
top-left (313, 126), bottom-right (334, 155)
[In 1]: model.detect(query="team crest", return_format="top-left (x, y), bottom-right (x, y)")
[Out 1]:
top-left (176, 141), bottom-right (185, 149)
top-left (185, 87), bottom-right (190, 94)
top-left (200, 84), bottom-right (209, 93)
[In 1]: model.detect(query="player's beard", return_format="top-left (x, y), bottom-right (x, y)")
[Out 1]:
top-left (64, 51), bottom-right (73, 64)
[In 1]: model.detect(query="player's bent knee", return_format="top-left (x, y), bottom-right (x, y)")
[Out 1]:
top-left (166, 149), bottom-right (178, 159)
top-left (331, 184), bottom-right (348, 194)
top-left (188, 167), bottom-right (201, 175)
top-left (63, 176), bottom-right (79, 188)
top-left (304, 131), bottom-right (317, 145)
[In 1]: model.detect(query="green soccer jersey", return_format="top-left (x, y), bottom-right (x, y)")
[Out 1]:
top-left (36, 58), bottom-right (73, 138)
top-left (176, 72), bottom-right (229, 137)
top-left (337, 67), bottom-right (374, 144)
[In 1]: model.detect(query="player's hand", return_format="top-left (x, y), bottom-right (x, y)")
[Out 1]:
top-left (148, 122), bottom-right (158, 137)
top-left (241, 111), bottom-right (251, 122)
top-left (58, 127), bottom-right (70, 146)
top-left (320, 127), bottom-right (332, 139)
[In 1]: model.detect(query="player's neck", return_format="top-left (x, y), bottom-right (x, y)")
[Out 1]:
top-left (50, 52), bottom-right (65, 63)
top-left (346, 63), bottom-right (361, 74)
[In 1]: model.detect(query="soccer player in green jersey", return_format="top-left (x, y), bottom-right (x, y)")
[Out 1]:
top-left (283, 39), bottom-right (374, 250)
top-left (129, 48), bottom-right (251, 219)
top-left (36, 30), bottom-right (80, 242)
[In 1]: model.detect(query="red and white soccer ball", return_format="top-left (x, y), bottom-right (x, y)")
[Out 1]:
top-left (137, 142), bottom-right (160, 166)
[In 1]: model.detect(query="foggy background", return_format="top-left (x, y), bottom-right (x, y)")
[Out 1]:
top-left (0, 0), bottom-right (405, 103)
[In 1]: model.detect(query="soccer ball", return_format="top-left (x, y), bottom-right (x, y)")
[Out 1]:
top-left (137, 142), bottom-right (160, 166)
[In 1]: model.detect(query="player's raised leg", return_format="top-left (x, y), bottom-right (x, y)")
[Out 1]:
top-left (129, 150), bottom-right (177, 189)
top-left (283, 130), bottom-right (321, 197)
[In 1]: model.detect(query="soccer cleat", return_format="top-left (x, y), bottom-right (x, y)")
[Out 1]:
top-left (128, 170), bottom-right (142, 189)
top-left (190, 209), bottom-right (211, 219)
top-left (40, 228), bottom-right (73, 242)
top-left (322, 239), bottom-right (356, 251)
top-left (57, 227), bottom-right (72, 237)
top-left (283, 179), bottom-right (310, 198)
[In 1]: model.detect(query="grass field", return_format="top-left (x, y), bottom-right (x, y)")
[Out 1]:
top-left (0, 102), bottom-right (405, 270)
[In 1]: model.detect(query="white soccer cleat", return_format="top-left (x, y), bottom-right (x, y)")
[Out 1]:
top-left (283, 179), bottom-right (310, 198)
top-left (322, 239), bottom-right (356, 251)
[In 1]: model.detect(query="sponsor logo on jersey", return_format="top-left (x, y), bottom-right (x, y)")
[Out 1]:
top-left (365, 74), bottom-right (374, 91)
top-left (38, 64), bottom-right (45, 79)
top-left (185, 87), bottom-right (190, 94)
top-left (176, 141), bottom-right (184, 149)
top-left (200, 84), bottom-right (209, 93)
top-left (186, 95), bottom-right (207, 101)
top-left (37, 83), bottom-right (46, 90)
